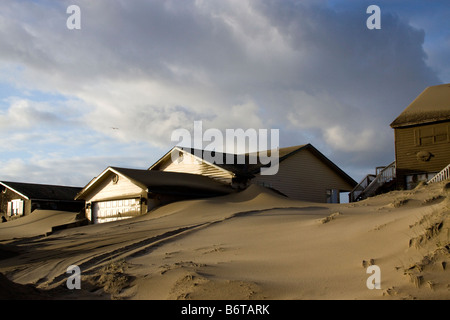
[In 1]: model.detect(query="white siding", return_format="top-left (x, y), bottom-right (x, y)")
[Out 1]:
top-left (84, 173), bottom-right (143, 203)
top-left (158, 152), bottom-right (233, 184)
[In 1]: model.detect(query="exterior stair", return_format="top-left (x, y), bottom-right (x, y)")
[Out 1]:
top-left (427, 163), bottom-right (450, 184)
top-left (349, 161), bottom-right (396, 202)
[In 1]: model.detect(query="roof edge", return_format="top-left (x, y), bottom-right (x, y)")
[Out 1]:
top-left (0, 181), bottom-right (30, 200)
top-left (75, 166), bottom-right (146, 200)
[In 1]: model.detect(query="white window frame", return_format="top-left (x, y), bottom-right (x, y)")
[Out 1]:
top-left (8, 199), bottom-right (24, 216)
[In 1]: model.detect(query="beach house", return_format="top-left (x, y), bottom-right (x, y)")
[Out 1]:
top-left (390, 83), bottom-right (450, 189)
top-left (149, 144), bottom-right (357, 203)
top-left (74, 167), bottom-right (233, 223)
top-left (0, 181), bottom-right (84, 219)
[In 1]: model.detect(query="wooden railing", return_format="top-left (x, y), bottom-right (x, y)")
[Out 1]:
top-left (349, 174), bottom-right (376, 202)
top-left (349, 161), bottom-right (396, 202)
top-left (427, 163), bottom-right (450, 184)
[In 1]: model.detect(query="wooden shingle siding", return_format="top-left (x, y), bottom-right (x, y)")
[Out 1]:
top-left (158, 152), bottom-right (233, 184)
top-left (394, 121), bottom-right (450, 176)
top-left (251, 149), bottom-right (354, 202)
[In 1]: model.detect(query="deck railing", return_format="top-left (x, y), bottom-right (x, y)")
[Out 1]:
top-left (349, 161), bottom-right (396, 202)
top-left (363, 161), bottom-right (396, 195)
top-left (349, 174), bottom-right (376, 202)
top-left (427, 163), bottom-right (450, 184)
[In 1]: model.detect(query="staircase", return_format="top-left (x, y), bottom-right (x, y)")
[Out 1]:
top-left (427, 163), bottom-right (450, 184)
top-left (349, 161), bottom-right (396, 202)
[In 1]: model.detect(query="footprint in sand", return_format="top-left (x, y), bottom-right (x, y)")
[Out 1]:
top-left (362, 258), bottom-right (375, 268)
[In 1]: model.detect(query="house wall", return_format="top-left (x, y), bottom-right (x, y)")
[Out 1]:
top-left (82, 173), bottom-right (146, 223)
top-left (83, 173), bottom-right (145, 203)
top-left (1, 188), bottom-right (15, 215)
top-left (156, 151), bottom-right (234, 184)
top-left (251, 149), bottom-right (354, 202)
top-left (30, 200), bottom-right (84, 213)
top-left (0, 189), bottom-right (30, 218)
top-left (394, 121), bottom-right (450, 188)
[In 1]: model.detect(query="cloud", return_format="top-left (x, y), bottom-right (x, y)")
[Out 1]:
top-left (0, 0), bottom-right (447, 184)
top-left (0, 154), bottom-right (148, 187)
top-left (0, 98), bottom-right (62, 129)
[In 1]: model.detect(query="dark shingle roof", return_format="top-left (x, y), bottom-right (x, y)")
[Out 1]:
top-left (0, 181), bottom-right (82, 201)
top-left (176, 145), bottom-right (308, 176)
top-left (178, 144), bottom-right (356, 186)
top-left (110, 167), bottom-right (233, 195)
top-left (75, 167), bottom-right (234, 200)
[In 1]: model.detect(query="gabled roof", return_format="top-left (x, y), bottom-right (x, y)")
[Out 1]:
top-left (75, 166), bottom-right (233, 200)
top-left (149, 144), bottom-right (357, 187)
top-left (272, 144), bottom-right (357, 188)
top-left (390, 83), bottom-right (450, 128)
top-left (149, 146), bottom-right (241, 177)
top-left (0, 181), bottom-right (82, 201)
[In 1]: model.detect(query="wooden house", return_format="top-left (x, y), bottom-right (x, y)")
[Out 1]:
top-left (75, 167), bottom-right (233, 223)
top-left (0, 181), bottom-right (84, 220)
top-left (390, 83), bottom-right (450, 189)
top-left (149, 144), bottom-right (357, 203)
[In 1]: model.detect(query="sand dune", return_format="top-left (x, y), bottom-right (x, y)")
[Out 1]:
top-left (0, 183), bottom-right (448, 300)
top-left (0, 210), bottom-right (84, 242)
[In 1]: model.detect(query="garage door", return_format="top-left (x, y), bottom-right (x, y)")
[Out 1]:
top-left (92, 198), bottom-right (141, 223)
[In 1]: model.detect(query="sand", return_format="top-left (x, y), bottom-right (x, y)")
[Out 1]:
top-left (0, 210), bottom-right (84, 241)
top-left (0, 182), bottom-right (449, 300)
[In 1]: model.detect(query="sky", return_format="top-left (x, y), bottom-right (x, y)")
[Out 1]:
top-left (0, 0), bottom-right (449, 187)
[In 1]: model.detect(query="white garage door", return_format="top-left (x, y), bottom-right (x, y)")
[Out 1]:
top-left (92, 198), bottom-right (141, 223)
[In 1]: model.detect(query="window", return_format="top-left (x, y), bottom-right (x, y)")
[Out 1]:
top-left (435, 125), bottom-right (448, 142)
top-left (8, 199), bottom-right (24, 216)
top-left (255, 181), bottom-right (273, 188)
top-left (112, 174), bottom-right (119, 184)
top-left (415, 124), bottom-right (449, 146)
top-left (326, 189), bottom-right (340, 203)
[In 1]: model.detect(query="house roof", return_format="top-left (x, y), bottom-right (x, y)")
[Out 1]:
top-left (75, 167), bottom-right (233, 200)
top-left (149, 144), bottom-right (357, 188)
top-left (390, 83), bottom-right (450, 128)
top-left (0, 181), bottom-right (82, 201)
